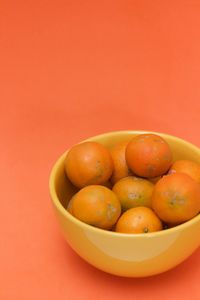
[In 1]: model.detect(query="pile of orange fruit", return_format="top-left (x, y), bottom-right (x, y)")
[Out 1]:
top-left (64, 133), bottom-right (200, 234)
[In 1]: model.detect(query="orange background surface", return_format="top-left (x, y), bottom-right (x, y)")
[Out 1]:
top-left (1, 0), bottom-right (200, 299)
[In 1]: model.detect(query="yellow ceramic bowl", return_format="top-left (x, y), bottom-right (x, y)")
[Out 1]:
top-left (49, 131), bottom-right (200, 277)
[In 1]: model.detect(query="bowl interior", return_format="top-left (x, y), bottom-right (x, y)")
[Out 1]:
top-left (52, 131), bottom-right (200, 214)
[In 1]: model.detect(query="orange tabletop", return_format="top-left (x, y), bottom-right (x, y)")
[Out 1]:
top-left (1, 0), bottom-right (200, 299)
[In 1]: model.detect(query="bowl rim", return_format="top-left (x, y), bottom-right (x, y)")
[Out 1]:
top-left (49, 130), bottom-right (200, 239)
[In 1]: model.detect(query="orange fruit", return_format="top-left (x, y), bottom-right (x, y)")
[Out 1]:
top-left (152, 172), bottom-right (200, 224)
top-left (110, 141), bottom-right (132, 184)
top-left (67, 196), bottom-right (74, 214)
top-left (65, 141), bottom-right (113, 188)
top-left (149, 176), bottom-right (162, 184)
top-left (115, 207), bottom-right (162, 234)
top-left (112, 176), bottom-right (154, 211)
top-left (126, 134), bottom-right (173, 178)
top-left (71, 185), bottom-right (121, 229)
top-left (168, 159), bottom-right (200, 184)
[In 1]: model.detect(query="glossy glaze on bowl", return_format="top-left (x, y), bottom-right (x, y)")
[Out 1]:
top-left (49, 131), bottom-right (200, 277)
